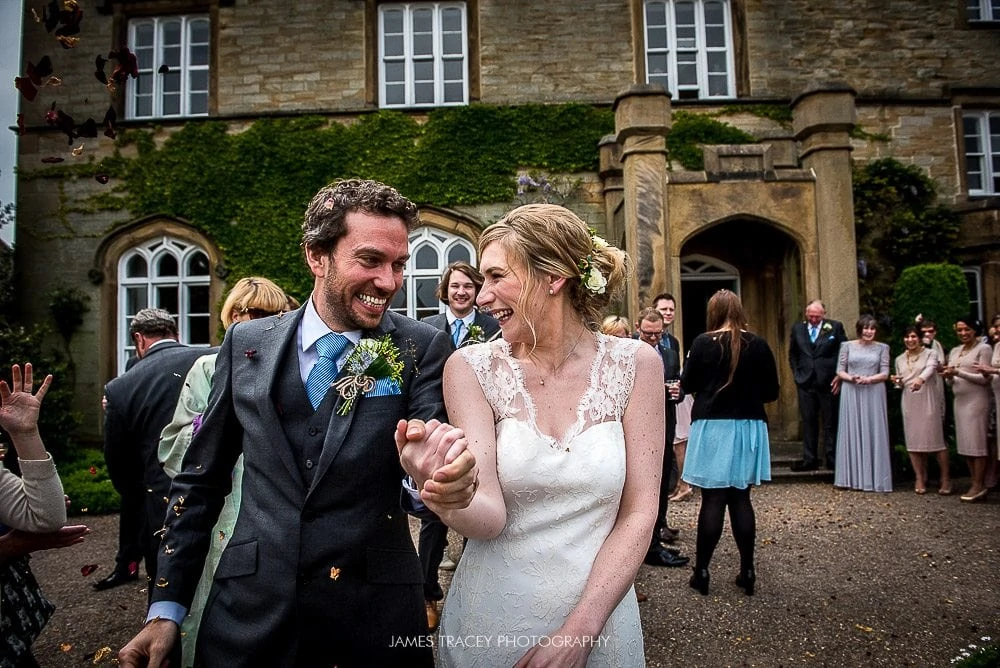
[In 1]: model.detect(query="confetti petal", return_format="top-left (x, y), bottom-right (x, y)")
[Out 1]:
top-left (60, 642), bottom-right (72, 652)
top-left (92, 646), bottom-right (113, 663)
top-left (80, 564), bottom-right (98, 577)
top-left (95, 174), bottom-right (110, 185)
top-left (89, 465), bottom-right (97, 474)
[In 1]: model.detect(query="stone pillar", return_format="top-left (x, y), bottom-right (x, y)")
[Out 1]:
top-left (792, 83), bottom-right (860, 323)
top-left (614, 84), bottom-right (671, 319)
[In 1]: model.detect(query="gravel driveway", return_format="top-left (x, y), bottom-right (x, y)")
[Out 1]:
top-left (27, 478), bottom-right (1000, 666)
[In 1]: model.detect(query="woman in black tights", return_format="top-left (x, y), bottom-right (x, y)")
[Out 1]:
top-left (679, 290), bottom-right (779, 596)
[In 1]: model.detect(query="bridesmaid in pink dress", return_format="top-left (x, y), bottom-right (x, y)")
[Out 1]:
top-left (942, 316), bottom-right (992, 502)
top-left (892, 325), bottom-right (950, 495)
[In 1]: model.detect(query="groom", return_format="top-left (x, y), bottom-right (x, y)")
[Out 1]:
top-left (119, 180), bottom-right (477, 668)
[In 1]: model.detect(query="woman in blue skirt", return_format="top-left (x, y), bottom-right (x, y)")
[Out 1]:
top-left (680, 290), bottom-right (779, 596)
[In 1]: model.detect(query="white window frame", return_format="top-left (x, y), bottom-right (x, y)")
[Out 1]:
top-left (392, 227), bottom-right (476, 320)
top-left (127, 15), bottom-right (210, 120)
top-left (963, 110), bottom-right (1000, 196)
top-left (117, 236), bottom-right (212, 374)
top-left (963, 267), bottom-right (984, 324)
top-left (379, 2), bottom-right (468, 109)
top-left (643, 0), bottom-right (736, 100)
top-left (967, 0), bottom-right (1000, 22)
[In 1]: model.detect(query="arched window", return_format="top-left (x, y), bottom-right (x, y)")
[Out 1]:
top-left (117, 236), bottom-right (212, 373)
top-left (392, 226), bottom-right (476, 320)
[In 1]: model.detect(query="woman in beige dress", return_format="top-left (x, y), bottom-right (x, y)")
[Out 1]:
top-left (892, 325), bottom-right (950, 494)
top-left (972, 319), bottom-right (1000, 486)
top-left (942, 316), bottom-right (992, 502)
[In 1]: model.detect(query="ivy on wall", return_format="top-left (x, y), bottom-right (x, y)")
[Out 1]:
top-left (77, 105), bottom-right (619, 299)
top-left (24, 104), bottom-right (761, 299)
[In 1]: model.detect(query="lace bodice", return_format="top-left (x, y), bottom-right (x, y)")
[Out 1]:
top-left (457, 333), bottom-right (640, 451)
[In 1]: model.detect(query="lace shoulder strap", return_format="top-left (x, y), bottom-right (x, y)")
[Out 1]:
top-left (581, 334), bottom-right (640, 425)
top-left (456, 340), bottom-right (525, 421)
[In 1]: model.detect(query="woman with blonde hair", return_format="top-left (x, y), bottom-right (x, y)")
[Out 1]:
top-left (433, 203), bottom-right (662, 666)
top-left (158, 276), bottom-right (297, 667)
top-left (600, 314), bottom-right (631, 338)
top-left (680, 290), bottom-right (779, 596)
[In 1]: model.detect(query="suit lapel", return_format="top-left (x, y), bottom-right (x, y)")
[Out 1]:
top-left (252, 310), bottom-right (307, 488)
top-left (308, 316), bottom-right (399, 495)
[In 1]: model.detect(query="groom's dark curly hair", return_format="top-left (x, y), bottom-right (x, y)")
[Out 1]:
top-left (301, 178), bottom-right (420, 255)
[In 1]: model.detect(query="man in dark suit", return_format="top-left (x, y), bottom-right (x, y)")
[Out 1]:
top-left (788, 299), bottom-right (848, 470)
top-left (100, 309), bottom-right (208, 593)
top-left (418, 261), bottom-right (499, 630)
top-left (652, 292), bottom-right (681, 357)
top-left (119, 180), bottom-right (476, 668)
top-left (636, 308), bottom-right (689, 569)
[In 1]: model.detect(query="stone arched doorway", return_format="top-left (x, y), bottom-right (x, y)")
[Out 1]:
top-left (679, 218), bottom-right (801, 439)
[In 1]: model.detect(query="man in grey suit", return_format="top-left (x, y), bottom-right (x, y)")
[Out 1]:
top-left (120, 180), bottom-right (477, 668)
top-left (100, 308), bottom-right (208, 595)
top-left (788, 299), bottom-right (848, 471)
top-left (418, 261), bottom-right (499, 630)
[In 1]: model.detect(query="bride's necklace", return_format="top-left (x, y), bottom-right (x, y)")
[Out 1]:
top-left (905, 349), bottom-right (920, 370)
top-left (531, 333), bottom-right (585, 386)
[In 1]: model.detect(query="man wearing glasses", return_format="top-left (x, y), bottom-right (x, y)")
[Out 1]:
top-left (636, 308), bottom-right (689, 569)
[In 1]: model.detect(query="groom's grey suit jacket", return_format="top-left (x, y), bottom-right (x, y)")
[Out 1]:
top-left (152, 306), bottom-right (450, 667)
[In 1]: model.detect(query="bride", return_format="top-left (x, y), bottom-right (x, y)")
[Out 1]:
top-left (431, 204), bottom-right (663, 666)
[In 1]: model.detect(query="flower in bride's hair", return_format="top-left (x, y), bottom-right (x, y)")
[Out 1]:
top-left (584, 266), bottom-right (607, 295)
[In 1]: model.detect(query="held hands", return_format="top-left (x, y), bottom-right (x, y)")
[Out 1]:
top-left (0, 363), bottom-right (52, 438)
top-left (395, 419), bottom-right (478, 511)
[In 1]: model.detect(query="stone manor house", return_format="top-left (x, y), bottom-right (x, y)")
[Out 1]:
top-left (13, 0), bottom-right (1000, 441)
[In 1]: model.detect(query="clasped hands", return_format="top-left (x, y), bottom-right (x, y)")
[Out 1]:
top-left (395, 419), bottom-right (478, 513)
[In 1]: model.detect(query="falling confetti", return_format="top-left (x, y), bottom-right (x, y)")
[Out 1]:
top-left (60, 643), bottom-right (72, 652)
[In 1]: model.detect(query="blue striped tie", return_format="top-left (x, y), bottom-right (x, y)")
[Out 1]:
top-left (452, 320), bottom-right (464, 347)
top-left (306, 333), bottom-right (350, 409)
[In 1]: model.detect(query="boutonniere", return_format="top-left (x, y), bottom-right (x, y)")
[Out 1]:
top-left (332, 335), bottom-right (404, 416)
top-left (821, 323), bottom-right (833, 334)
top-left (466, 324), bottom-right (485, 343)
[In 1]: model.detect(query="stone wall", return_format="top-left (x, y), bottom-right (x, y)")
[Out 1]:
top-left (744, 0), bottom-right (998, 99)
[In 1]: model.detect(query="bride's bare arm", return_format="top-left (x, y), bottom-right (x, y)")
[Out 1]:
top-left (430, 352), bottom-right (508, 539)
top-left (519, 343), bottom-right (664, 664)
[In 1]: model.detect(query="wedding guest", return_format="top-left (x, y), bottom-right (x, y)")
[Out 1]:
top-left (892, 325), bottom-right (950, 494)
top-left (635, 308), bottom-right (689, 569)
top-left (788, 300), bottom-right (847, 471)
top-left (834, 315), bottom-right (892, 492)
top-left (973, 317), bottom-right (1000, 487)
top-left (680, 289), bottom-right (779, 597)
top-left (600, 314), bottom-right (631, 338)
top-left (0, 363), bottom-right (67, 535)
top-left (942, 316), bottom-right (992, 502)
top-left (918, 318), bottom-right (947, 418)
top-left (157, 276), bottom-right (296, 667)
top-left (432, 203), bottom-right (662, 665)
top-left (0, 363), bottom-right (70, 666)
top-left (98, 309), bottom-right (208, 596)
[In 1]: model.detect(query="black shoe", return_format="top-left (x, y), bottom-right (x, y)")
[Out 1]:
top-left (662, 546), bottom-right (681, 556)
top-left (735, 568), bottom-right (756, 596)
top-left (689, 567), bottom-right (710, 595)
top-left (644, 547), bottom-right (689, 568)
top-left (92, 562), bottom-right (139, 591)
top-left (789, 460), bottom-right (818, 472)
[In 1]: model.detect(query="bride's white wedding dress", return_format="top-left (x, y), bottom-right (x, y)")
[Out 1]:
top-left (437, 334), bottom-right (645, 667)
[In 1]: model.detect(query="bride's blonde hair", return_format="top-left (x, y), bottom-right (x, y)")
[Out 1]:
top-left (478, 204), bottom-right (629, 338)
